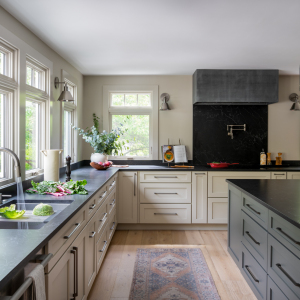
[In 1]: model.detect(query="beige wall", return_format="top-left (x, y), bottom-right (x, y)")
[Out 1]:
top-left (83, 74), bottom-right (300, 162)
top-left (0, 7), bottom-right (84, 174)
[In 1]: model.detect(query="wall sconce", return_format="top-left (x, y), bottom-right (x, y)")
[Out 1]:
top-left (289, 93), bottom-right (300, 111)
top-left (54, 77), bottom-right (74, 102)
top-left (160, 93), bottom-right (171, 110)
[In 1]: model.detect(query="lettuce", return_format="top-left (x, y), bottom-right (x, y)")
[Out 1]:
top-left (0, 204), bottom-right (25, 219)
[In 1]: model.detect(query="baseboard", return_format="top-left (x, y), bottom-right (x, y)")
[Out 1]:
top-left (116, 223), bottom-right (228, 231)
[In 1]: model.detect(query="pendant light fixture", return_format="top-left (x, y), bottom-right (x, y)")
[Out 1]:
top-left (54, 77), bottom-right (74, 102)
top-left (160, 93), bottom-right (171, 110)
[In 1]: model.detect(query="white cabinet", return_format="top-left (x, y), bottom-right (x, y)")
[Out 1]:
top-left (118, 172), bottom-right (138, 223)
top-left (192, 172), bottom-right (207, 223)
top-left (271, 172), bottom-right (287, 179)
top-left (139, 171), bottom-right (191, 183)
top-left (287, 172), bottom-right (300, 179)
top-left (208, 198), bottom-right (228, 223)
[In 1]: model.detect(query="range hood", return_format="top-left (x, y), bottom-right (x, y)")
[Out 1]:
top-left (193, 69), bottom-right (278, 105)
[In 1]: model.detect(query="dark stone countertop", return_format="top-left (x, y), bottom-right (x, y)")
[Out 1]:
top-left (227, 179), bottom-right (300, 229)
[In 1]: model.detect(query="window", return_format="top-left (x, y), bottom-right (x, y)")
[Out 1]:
top-left (26, 57), bottom-right (47, 91)
top-left (104, 86), bottom-right (158, 160)
top-left (0, 52), bottom-right (5, 75)
top-left (63, 78), bottom-right (77, 162)
top-left (0, 39), bottom-right (15, 78)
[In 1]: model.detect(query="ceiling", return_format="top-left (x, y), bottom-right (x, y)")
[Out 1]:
top-left (1, 0), bottom-right (300, 75)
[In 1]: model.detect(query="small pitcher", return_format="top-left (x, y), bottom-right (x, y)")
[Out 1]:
top-left (41, 149), bottom-right (63, 181)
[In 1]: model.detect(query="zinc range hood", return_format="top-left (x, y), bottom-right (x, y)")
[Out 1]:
top-left (193, 69), bottom-right (279, 105)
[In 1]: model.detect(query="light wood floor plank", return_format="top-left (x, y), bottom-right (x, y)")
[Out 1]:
top-left (171, 230), bottom-right (189, 245)
top-left (157, 230), bottom-right (173, 246)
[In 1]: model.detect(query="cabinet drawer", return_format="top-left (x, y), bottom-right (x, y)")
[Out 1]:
top-left (208, 171), bottom-right (271, 197)
top-left (107, 175), bottom-right (117, 193)
top-left (267, 276), bottom-right (288, 300)
top-left (96, 225), bottom-right (108, 273)
top-left (95, 202), bottom-right (108, 240)
top-left (242, 193), bottom-right (268, 229)
top-left (86, 196), bottom-right (98, 219)
top-left (108, 210), bottom-right (117, 241)
top-left (271, 172), bottom-right (287, 180)
top-left (46, 208), bottom-right (86, 271)
top-left (140, 204), bottom-right (191, 224)
top-left (287, 172), bottom-right (300, 179)
top-left (241, 243), bottom-right (267, 300)
top-left (96, 185), bottom-right (108, 207)
top-left (242, 211), bottom-right (268, 271)
top-left (139, 183), bottom-right (191, 204)
top-left (269, 210), bottom-right (300, 258)
top-left (268, 234), bottom-right (300, 299)
top-left (207, 198), bottom-right (228, 224)
top-left (106, 188), bottom-right (117, 216)
top-left (139, 171), bottom-right (191, 183)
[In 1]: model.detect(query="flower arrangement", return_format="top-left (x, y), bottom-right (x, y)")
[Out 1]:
top-left (73, 114), bottom-right (127, 156)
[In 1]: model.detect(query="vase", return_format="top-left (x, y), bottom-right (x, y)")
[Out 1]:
top-left (91, 153), bottom-right (108, 163)
top-left (41, 149), bottom-right (63, 181)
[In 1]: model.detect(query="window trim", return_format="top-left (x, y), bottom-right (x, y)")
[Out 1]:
top-left (103, 85), bottom-right (158, 160)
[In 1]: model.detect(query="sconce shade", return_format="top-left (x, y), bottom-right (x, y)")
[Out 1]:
top-left (160, 93), bottom-right (170, 110)
top-left (160, 101), bottom-right (170, 110)
top-left (58, 85), bottom-right (74, 102)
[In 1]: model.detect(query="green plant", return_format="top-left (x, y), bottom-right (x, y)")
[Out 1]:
top-left (73, 114), bottom-right (128, 155)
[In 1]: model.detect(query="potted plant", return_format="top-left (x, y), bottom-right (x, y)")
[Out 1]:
top-left (73, 113), bottom-right (127, 163)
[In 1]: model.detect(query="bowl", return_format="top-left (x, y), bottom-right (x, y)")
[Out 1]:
top-left (90, 162), bottom-right (110, 170)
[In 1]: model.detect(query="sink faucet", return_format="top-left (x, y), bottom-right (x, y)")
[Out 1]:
top-left (0, 147), bottom-right (21, 178)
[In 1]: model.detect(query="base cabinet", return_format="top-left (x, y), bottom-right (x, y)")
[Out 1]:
top-left (192, 172), bottom-right (207, 223)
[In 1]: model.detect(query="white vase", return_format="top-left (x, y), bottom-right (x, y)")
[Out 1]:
top-left (91, 153), bottom-right (108, 163)
top-left (41, 149), bottom-right (63, 181)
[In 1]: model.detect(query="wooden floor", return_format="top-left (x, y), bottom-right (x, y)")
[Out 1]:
top-left (88, 230), bottom-right (257, 300)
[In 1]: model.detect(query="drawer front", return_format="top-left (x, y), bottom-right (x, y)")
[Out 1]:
top-left (107, 175), bottom-right (118, 193)
top-left (108, 210), bottom-right (117, 241)
top-left (208, 171), bottom-right (271, 197)
top-left (267, 276), bottom-right (288, 300)
top-left (140, 204), bottom-right (191, 224)
top-left (241, 243), bottom-right (267, 300)
top-left (268, 234), bottom-right (300, 299)
top-left (139, 183), bottom-right (191, 204)
top-left (271, 172), bottom-right (287, 180)
top-left (47, 208), bottom-right (86, 271)
top-left (207, 198), bottom-right (228, 224)
top-left (87, 196), bottom-right (98, 219)
top-left (96, 225), bottom-right (108, 273)
top-left (106, 188), bottom-right (117, 216)
top-left (139, 171), bottom-right (191, 183)
top-left (96, 185), bottom-right (108, 207)
top-left (242, 193), bottom-right (268, 229)
top-left (242, 211), bottom-right (268, 271)
top-left (96, 202), bottom-right (108, 240)
top-left (269, 210), bottom-right (300, 258)
top-left (287, 172), bottom-right (300, 179)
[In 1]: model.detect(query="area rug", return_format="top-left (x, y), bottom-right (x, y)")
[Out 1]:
top-left (129, 248), bottom-right (220, 300)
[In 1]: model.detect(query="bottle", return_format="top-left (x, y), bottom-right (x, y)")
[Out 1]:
top-left (267, 153), bottom-right (272, 165)
top-left (260, 149), bottom-right (266, 165)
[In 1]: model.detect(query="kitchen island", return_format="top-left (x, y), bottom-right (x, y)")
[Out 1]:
top-left (227, 179), bottom-right (300, 300)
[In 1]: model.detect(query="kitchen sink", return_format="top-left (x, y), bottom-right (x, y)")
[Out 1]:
top-left (0, 199), bottom-right (74, 229)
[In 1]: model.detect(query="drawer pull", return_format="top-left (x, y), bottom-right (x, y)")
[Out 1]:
top-left (274, 174), bottom-right (285, 175)
top-left (89, 204), bottom-right (96, 210)
top-left (276, 227), bottom-right (300, 245)
top-left (154, 176), bottom-right (178, 178)
top-left (100, 213), bottom-right (108, 222)
top-left (110, 181), bottom-right (115, 187)
top-left (89, 231), bottom-right (96, 238)
top-left (246, 204), bottom-right (261, 215)
top-left (110, 199), bottom-right (116, 205)
top-left (154, 213), bottom-right (178, 215)
top-left (154, 193), bottom-right (178, 195)
top-left (276, 264), bottom-right (300, 287)
top-left (110, 222), bottom-right (116, 230)
top-left (99, 241), bottom-right (108, 252)
top-left (246, 231), bottom-right (260, 245)
top-left (100, 191), bottom-right (107, 198)
top-left (64, 223), bottom-right (81, 239)
top-left (195, 173), bottom-right (206, 175)
top-left (245, 265), bottom-right (259, 283)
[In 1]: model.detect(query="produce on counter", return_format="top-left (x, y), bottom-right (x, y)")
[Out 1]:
top-left (0, 204), bottom-right (25, 219)
top-left (97, 161), bottom-right (112, 167)
top-left (33, 203), bottom-right (54, 216)
top-left (26, 179), bottom-right (88, 196)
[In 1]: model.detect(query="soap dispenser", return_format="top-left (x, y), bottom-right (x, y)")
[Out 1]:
top-left (260, 149), bottom-right (266, 165)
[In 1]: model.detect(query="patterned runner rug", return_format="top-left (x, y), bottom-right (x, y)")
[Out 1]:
top-left (129, 248), bottom-right (221, 300)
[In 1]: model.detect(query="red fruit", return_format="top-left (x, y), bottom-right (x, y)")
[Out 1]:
top-left (104, 162), bottom-right (110, 166)
top-left (98, 162), bottom-right (103, 165)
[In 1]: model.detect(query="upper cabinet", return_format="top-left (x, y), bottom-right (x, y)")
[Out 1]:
top-left (193, 69), bottom-right (278, 105)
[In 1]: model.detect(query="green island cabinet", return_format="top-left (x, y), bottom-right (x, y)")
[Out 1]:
top-left (228, 184), bottom-right (300, 300)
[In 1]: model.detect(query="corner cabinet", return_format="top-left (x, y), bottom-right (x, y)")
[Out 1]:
top-left (191, 172), bottom-right (207, 223)
top-left (117, 171), bottom-right (138, 223)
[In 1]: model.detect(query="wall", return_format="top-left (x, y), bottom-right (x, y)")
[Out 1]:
top-left (83, 74), bottom-right (300, 163)
top-left (83, 75), bottom-right (193, 160)
top-left (0, 6), bottom-right (84, 177)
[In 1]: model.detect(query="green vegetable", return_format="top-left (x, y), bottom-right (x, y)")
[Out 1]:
top-left (0, 204), bottom-right (25, 219)
top-left (33, 203), bottom-right (54, 216)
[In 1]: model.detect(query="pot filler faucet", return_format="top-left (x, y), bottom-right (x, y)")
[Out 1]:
top-left (0, 147), bottom-right (21, 204)
top-left (227, 124), bottom-right (246, 139)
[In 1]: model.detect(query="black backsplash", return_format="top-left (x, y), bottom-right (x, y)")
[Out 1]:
top-left (193, 105), bottom-right (268, 165)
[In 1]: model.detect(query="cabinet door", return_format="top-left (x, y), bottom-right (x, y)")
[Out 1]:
top-left (46, 250), bottom-right (74, 300)
top-left (287, 172), bottom-right (300, 179)
top-left (228, 185), bottom-right (242, 266)
top-left (192, 172), bottom-right (208, 223)
top-left (85, 216), bottom-right (97, 295)
top-left (118, 172), bottom-right (137, 223)
top-left (208, 198), bottom-right (228, 224)
top-left (271, 172), bottom-right (286, 179)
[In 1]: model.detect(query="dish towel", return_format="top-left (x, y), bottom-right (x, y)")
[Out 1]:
top-left (27, 264), bottom-right (46, 300)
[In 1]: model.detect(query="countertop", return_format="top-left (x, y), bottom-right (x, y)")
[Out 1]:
top-left (227, 179), bottom-right (300, 229)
